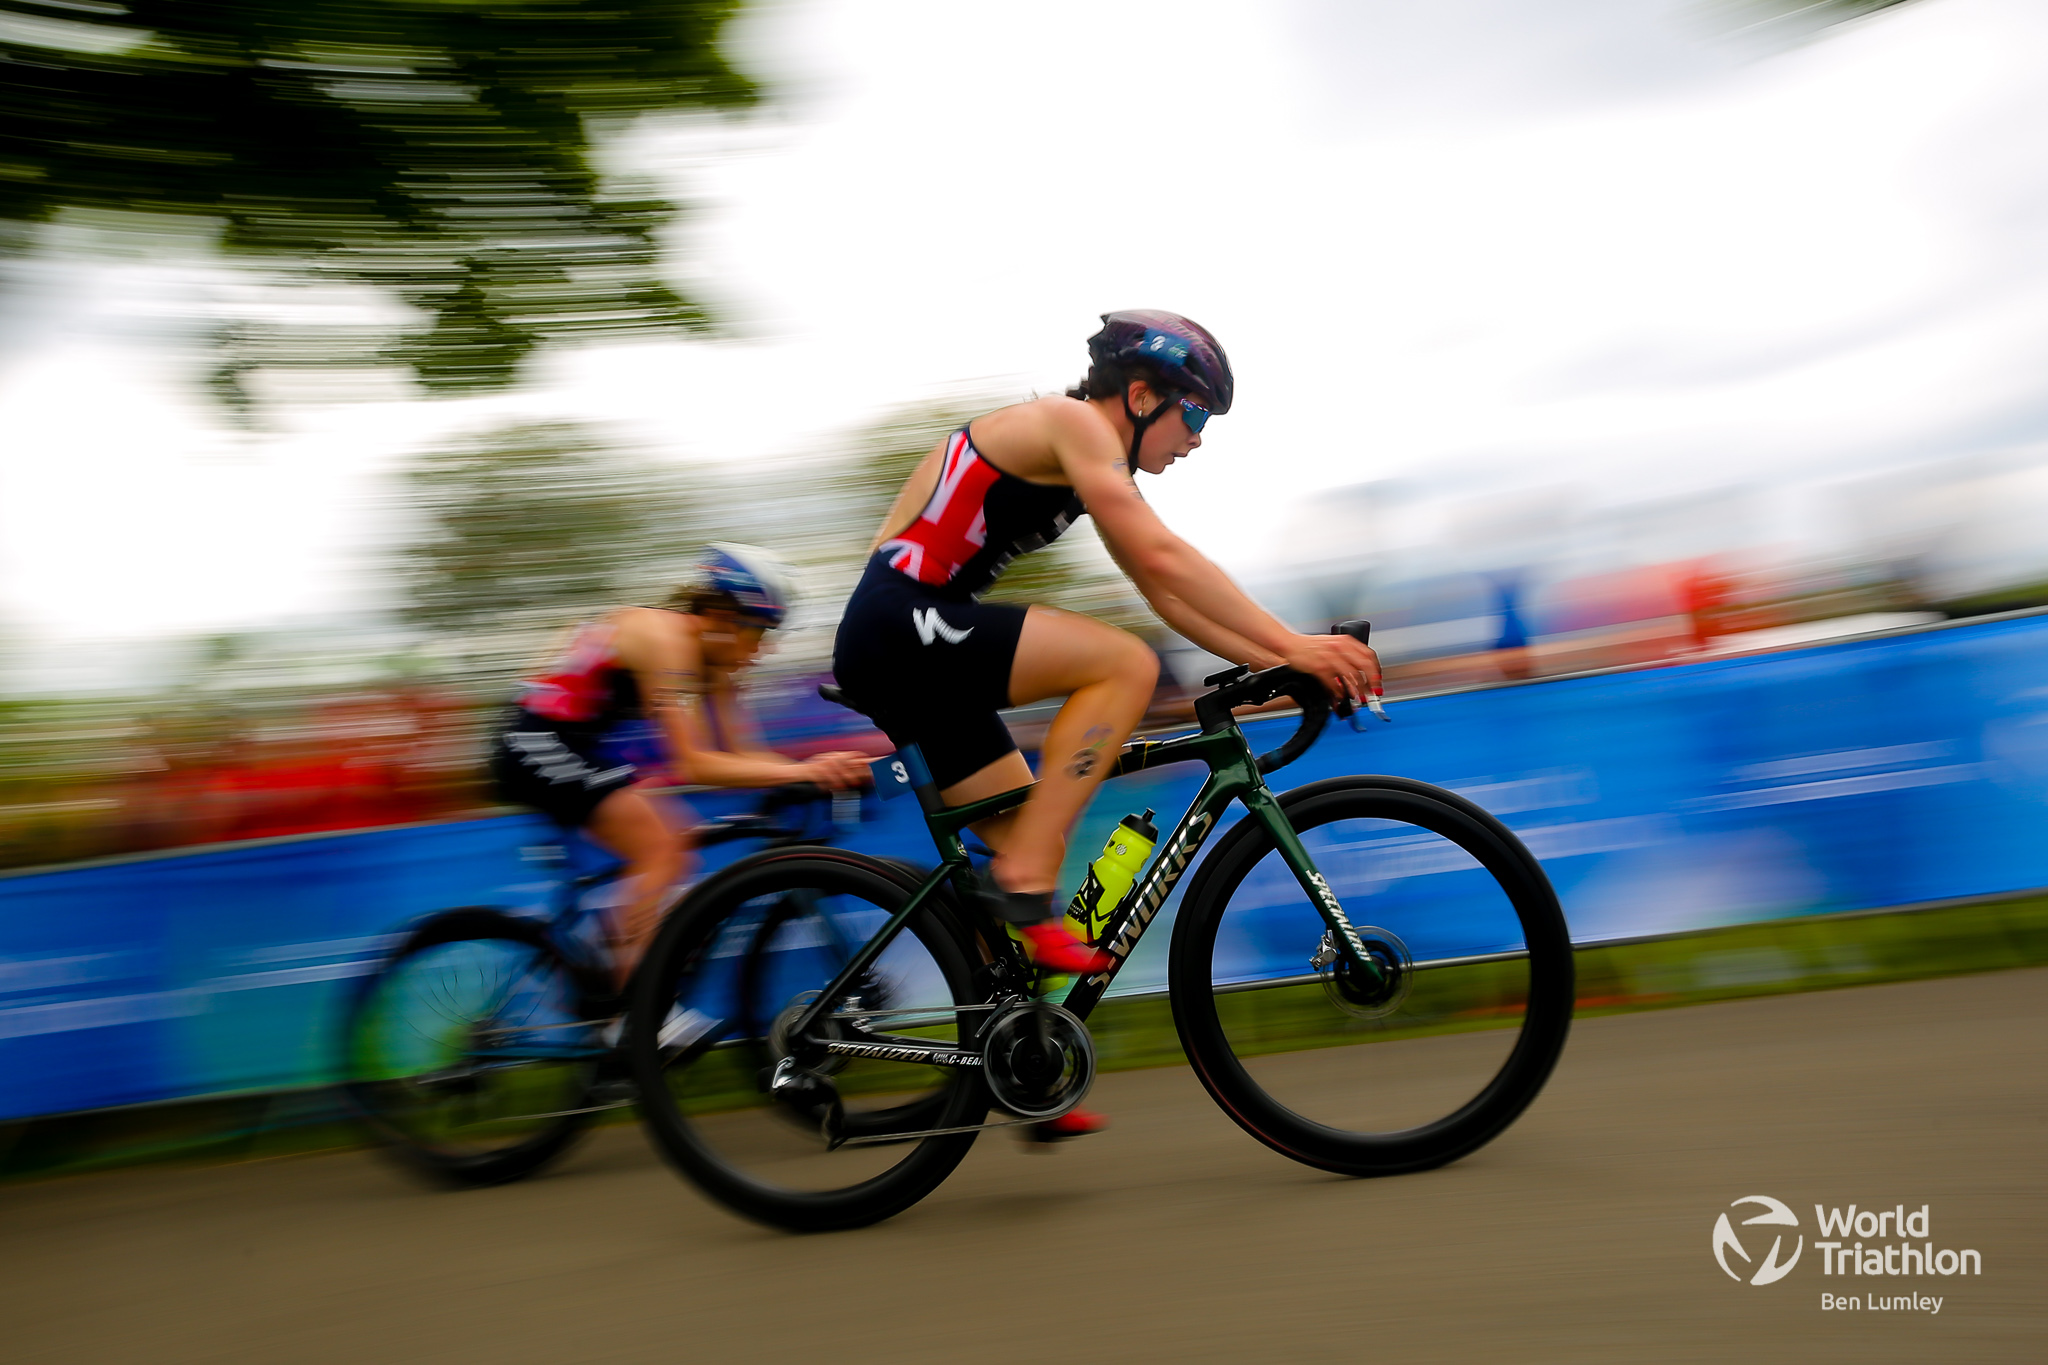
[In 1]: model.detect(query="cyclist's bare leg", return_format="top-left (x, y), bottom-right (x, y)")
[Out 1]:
top-left (940, 606), bottom-right (1157, 897)
top-left (940, 749), bottom-right (1034, 851)
top-left (940, 606), bottom-right (1149, 1133)
top-left (582, 786), bottom-right (693, 991)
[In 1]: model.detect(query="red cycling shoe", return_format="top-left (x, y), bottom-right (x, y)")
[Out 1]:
top-left (1023, 1107), bottom-right (1109, 1144)
top-left (1015, 922), bottom-right (1115, 976)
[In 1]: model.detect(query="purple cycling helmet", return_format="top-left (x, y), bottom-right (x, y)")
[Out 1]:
top-left (1086, 310), bottom-right (1234, 415)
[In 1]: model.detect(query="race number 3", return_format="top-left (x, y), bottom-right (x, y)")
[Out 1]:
top-left (869, 747), bottom-right (932, 800)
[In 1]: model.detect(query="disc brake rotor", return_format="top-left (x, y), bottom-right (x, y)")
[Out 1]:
top-left (1311, 926), bottom-right (1414, 1020)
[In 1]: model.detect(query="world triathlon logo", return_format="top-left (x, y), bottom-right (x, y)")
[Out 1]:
top-left (1712, 1196), bottom-right (1984, 1310)
top-left (1712, 1195), bottom-right (1804, 1286)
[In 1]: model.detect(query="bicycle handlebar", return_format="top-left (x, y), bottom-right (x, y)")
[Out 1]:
top-left (1256, 679), bottom-right (1334, 775)
top-left (1190, 619), bottom-right (1376, 776)
top-left (693, 781), bottom-right (845, 848)
top-left (761, 780), bottom-right (831, 812)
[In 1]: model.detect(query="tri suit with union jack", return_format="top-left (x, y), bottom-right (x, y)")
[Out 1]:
top-left (832, 425), bottom-right (1085, 789)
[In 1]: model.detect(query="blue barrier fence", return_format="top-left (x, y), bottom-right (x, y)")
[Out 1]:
top-left (4, 612), bottom-right (2046, 1123)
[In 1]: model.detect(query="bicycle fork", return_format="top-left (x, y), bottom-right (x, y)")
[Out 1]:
top-left (1240, 787), bottom-right (1394, 994)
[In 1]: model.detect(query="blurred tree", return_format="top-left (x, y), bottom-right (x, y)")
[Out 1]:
top-left (396, 421), bottom-right (719, 642)
top-left (0, 0), bottom-right (756, 396)
top-left (804, 398), bottom-right (981, 567)
top-left (0, 616), bottom-right (22, 695)
top-left (1791, 0), bottom-right (1918, 17)
top-left (1711, 0), bottom-right (1920, 36)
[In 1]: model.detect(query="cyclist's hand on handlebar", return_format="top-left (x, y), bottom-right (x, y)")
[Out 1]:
top-left (800, 751), bottom-right (872, 791)
top-left (1279, 633), bottom-right (1383, 707)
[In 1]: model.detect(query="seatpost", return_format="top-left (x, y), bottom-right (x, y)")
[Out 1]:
top-left (902, 747), bottom-right (945, 815)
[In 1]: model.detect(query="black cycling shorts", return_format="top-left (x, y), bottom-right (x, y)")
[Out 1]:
top-left (488, 708), bottom-right (641, 829)
top-left (831, 555), bottom-right (1030, 790)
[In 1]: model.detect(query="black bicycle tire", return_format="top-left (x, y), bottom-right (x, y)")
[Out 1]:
top-left (628, 848), bottom-right (986, 1232)
top-left (1168, 775), bottom-right (1574, 1176)
top-left (342, 908), bottom-right (601, 1187)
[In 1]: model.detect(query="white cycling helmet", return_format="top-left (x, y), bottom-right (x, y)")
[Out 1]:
top-left (698, 542), bottom-right (795, 627)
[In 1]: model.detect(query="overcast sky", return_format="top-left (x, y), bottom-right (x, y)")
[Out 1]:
top-left (4, 0), bottom-right (2047, 662)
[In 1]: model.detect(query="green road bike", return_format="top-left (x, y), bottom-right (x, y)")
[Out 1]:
top-left (626, 623), bottom-right (1575, 1231)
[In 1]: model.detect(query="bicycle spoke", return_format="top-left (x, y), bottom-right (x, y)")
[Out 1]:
top-left (345, 915), bottom-right (602, 1185)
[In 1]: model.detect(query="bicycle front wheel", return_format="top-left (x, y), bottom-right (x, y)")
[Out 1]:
top-left (343, 909), bottom-right (605, 1186)
top-left (628, 849), bottom-right (986, 1232)
top-left (1169, 776), bottom-right (1573, 1176)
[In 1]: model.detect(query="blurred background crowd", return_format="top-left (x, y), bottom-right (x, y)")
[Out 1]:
top-left (6, 0), bottom-right (2047, 869)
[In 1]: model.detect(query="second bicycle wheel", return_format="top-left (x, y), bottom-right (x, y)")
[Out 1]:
top-left (1169, 776), bottom-right (1573, 1176)
top-left (629, 849), bottom-right (986, 1232)
top-left (343, 909), bottom-right (606, 1186)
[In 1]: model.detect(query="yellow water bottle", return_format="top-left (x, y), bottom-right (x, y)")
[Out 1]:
top-left (1065, 809), bottom-right (1159, 946)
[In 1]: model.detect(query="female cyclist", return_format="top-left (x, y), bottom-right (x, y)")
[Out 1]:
top-left (832, 311), bottom-right (1382, 1132)
top-left (492, 544), bottom-right (871, 993)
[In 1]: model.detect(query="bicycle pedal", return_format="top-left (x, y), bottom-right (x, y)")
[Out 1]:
top-left (656, 1006), bottom-right (719, 1054)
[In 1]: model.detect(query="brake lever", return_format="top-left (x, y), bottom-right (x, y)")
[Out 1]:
top-left (1334, 687), bottom-right (1389, 730)
top-left (1326, 619), bottom-right (1389, 726)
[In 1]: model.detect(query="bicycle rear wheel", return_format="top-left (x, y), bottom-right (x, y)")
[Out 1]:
top-left (343, 909), bottom-right (605, 1186)
top-left (1169, 776), bottom-right (1573, 1176)
top-left (628, 849), bottom-right (986, 1232)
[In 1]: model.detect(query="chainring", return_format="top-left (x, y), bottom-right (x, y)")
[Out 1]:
top-left (981, 1000), bottom-right (1095, 1121)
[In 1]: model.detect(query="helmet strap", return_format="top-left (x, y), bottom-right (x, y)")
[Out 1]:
top-left (1121, 386), bottom-right (1175, 469)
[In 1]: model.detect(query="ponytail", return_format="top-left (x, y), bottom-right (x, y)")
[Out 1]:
top-left (1067, 358), bottom-right (1180, 404)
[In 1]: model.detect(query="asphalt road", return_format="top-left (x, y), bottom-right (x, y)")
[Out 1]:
top-left (4, 969), bottom-right (2043, 1364)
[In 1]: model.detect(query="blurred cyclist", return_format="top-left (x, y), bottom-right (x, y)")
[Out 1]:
top-left (492, 544), bottom-right (870, 994)
top-left (833, 311), bottom-right (1381, 1138)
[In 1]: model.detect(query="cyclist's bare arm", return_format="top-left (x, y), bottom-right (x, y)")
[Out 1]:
top-left (614, 610), bottom-right (857, 788)
top-left (705, 689), bottom-right (778, 761)
top-left (1045, 402), bottom-right (1382, 700)
top-left (1101, 538), bottom-right (1280, 668)
top-left (706, 687), bottom-right (869, 789)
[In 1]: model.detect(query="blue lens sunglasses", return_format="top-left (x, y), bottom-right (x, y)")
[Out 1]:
top-left (1177, 397), bottom-right (1211, 433)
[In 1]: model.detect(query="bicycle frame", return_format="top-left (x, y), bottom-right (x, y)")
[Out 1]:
top-left (486, 802), bottom-right (828, 1065)
top-left (788, 713), bottom-right (1387, 1043)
